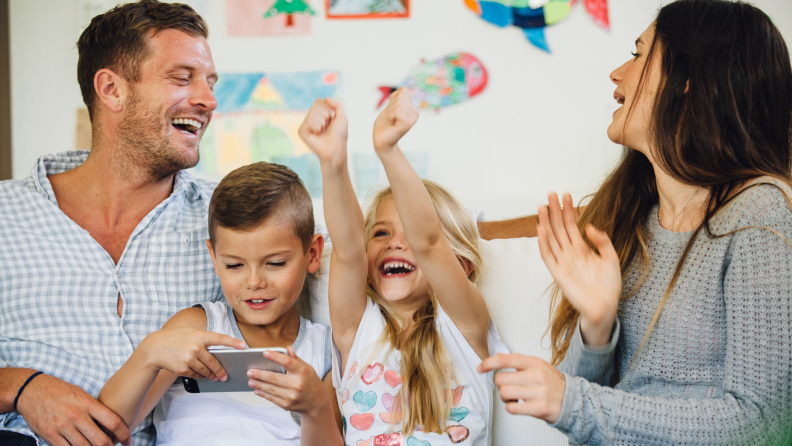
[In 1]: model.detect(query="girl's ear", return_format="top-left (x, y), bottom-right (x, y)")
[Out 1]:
top-left (306, 233), bottom-right (325, 274)
top-left (458, 257), bottom-right (474, 278)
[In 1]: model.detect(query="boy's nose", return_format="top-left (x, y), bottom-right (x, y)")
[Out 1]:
top-left (246, 272), bottom-right (267, 289)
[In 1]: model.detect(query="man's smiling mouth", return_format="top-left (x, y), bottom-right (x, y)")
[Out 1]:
top-left (171, 118), bottom-right (202, 134)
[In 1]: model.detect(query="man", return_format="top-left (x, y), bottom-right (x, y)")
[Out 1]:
top-left (0, 2), bottom-right (223, 445)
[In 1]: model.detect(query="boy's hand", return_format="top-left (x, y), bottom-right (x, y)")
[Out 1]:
top-left (299, 98), bottom-right (348, 164)
top-left (140, 327), bottom-right (245, 381)
top-left (247, 346), bottom-right (330, 418)
top-left (373, 87), bottom-right (419, 153)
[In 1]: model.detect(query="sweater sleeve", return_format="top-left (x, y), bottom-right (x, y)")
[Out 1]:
top-left (549, 222), bottom-right (792, 445)
top-left (557, 319), bottom-right (620, 386)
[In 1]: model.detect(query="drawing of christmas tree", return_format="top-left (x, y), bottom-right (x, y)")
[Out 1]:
top-left (264, 0), bottom-right (316, 27)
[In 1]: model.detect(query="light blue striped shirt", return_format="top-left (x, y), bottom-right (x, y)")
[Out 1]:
top-left (0, 151), bottom-right (224, 445)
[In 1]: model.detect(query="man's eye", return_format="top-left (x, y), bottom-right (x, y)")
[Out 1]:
top-left (225, 263), bottom-right (242, 269)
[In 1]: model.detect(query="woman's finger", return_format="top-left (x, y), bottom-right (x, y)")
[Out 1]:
top-left (547, 192), bottom-right (571, 248)
top-left (538, 204), bottom-right (563, 260)
top-left (561, 193), bottom-right (584, 246)
top-left (536, 214), bottom-right (558, 271)
top-left (586, 224), bottom-right (619, 265)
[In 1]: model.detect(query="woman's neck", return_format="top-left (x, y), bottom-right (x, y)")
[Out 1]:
top-left (653, 165), bottom-right (709, 232)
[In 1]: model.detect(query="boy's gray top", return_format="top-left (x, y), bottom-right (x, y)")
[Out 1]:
top-left (0, 152), bottom-right (223, 446)
top-left (551, 178), bottom-right (792, 445)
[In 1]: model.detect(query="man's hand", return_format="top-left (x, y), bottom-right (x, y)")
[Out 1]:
top-left (139, 327), bottom-right (245, 382)
top-left (16, 373), bottom-right (131, 446)
top-left (298, 98), bottom-right (349, 166)
top-left (372, 87), bottom-right (419, 153)
top-left (247, 346), bottom-right (331, 418)
top-left (477, 353), bottom-right (566, 424)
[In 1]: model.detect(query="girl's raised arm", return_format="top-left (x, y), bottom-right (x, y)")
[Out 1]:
top-left (372, 89), bottom-right (491, 359)
top-left (298, 100), bottom-right (368, 360)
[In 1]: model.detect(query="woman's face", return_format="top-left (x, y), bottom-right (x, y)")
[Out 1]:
top-left (608, 24), bottom-right (663, 155)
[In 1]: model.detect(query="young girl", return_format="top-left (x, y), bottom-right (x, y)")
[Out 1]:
top-left (298, 89), bottom-right (507, 445)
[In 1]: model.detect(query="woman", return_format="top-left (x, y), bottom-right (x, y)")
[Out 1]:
top-left (478, 0), bottom-right (792, 445)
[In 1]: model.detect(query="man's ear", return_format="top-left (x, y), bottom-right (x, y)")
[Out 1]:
top-left (306, 233), bottom-right (325, 274)
top-left (206, 239), bottom-right (220, 276)
top-left (94, 68), bottom-right (128, 114)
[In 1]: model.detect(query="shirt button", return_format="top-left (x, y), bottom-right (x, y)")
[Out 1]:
top-left (183, 235), bottom-right (191, 245)
top-left (116, 271), bottom-right (122, 280)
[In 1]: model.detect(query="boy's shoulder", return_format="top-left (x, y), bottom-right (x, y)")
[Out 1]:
top-left (163, 306), bottom-right (209, 330)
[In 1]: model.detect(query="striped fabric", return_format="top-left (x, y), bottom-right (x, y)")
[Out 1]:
top-left (0, 152), bottom-right (223, 446)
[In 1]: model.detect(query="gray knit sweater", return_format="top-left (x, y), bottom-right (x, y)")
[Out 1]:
top-left (550, 179), bottom-right (792, 445)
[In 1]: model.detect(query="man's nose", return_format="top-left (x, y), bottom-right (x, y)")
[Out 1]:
top-left (189, 80), bottom-right (218, 112)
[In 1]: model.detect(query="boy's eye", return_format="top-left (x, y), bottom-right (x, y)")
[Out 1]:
top-left (268, 261), bottom-right (286, 267)
top-left (225, 263), bottom-right (242, 270)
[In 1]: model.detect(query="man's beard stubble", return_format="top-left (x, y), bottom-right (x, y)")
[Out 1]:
top-left (117, 89), bottom-right (201, 182)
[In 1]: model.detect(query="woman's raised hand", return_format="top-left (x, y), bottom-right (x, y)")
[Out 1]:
top-left (373, 87), bottom-right (419, 153)
top-left (537, 193), bottom-right (621, 346)
top-left (298, 98), bottom-right (349, 165)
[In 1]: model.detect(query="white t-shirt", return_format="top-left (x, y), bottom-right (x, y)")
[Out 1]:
top-left (153, 302), bottom-right (332, 446)
top-left (332, 297), bottom-right (508, 446)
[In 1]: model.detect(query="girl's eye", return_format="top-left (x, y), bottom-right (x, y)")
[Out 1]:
top-left (374, 231), bottom-right (387, 237)
top-left (225, 263), bottom-right (242, 270)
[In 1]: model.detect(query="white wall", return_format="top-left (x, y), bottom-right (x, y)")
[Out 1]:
top-left (10, 0), bottom-right (792, 219)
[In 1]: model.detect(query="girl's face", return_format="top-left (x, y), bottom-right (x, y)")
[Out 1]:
top-left (608, 24), bottom-right (663, 155)
top-left (366, 197), bottom-right (432, 310)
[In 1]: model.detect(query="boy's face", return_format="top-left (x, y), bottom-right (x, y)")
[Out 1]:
top-left (207, 218), bottom-right (323, 327)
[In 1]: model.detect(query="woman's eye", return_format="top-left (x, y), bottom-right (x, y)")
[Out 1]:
top-left (631, 52), bottom-right (640, 59)
top-left (225, 263), bottom-right (242, 270)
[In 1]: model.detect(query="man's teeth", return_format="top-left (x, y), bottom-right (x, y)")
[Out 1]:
top-left (382, 261), bottom-right (416, 275)
top-left (171, 118), bottom-right (202, 130)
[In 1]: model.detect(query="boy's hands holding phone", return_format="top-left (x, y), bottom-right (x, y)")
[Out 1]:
top-left (299, 98), bottom-right (348, 167)
top-left (139, 326), bottom-right (245, 381)
top-left (247, 346), bottom-right (329, 415)
top-left (373, 87), bottom-right (418, 153)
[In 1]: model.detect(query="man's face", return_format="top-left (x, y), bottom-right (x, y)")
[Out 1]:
top-left (118, 29), bottom-right (218, 179)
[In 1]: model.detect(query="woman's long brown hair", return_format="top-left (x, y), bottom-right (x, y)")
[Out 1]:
top-left (549, 0), bottom-right (792, 366)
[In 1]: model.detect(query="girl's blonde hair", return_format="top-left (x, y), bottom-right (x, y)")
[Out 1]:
top-left (363, 180), bottom-right (482, 436)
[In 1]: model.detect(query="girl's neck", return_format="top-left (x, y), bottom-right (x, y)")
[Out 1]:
top-left (652, 164), bottom-right (709, 232)
top-left (234, 306), bottom-right (301, 348)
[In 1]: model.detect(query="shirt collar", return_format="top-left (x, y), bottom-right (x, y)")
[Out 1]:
top-left (29, 151), bottom-right (204, 204)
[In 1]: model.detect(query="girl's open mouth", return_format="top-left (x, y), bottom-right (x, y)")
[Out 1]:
top-left (379, 258), bottom-right (417, 278)
top-left (245, 298), bottom-right (274, 310)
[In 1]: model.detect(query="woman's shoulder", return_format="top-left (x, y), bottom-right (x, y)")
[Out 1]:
top-left (716, 176), bottom-right (792, 230)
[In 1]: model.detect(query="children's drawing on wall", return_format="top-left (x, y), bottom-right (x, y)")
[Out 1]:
top-left (465, 0), bottom-right (609, 52)
top-left (327, 0), bottom-right (409, 19)
top-left (77, 0), bottom-right (210, 37)
top-left (193, 71), bottom-right (342, 197)
top-left (226, 0), bottom-right (314, 36)
top-left (378, 53), bottom-right (488, 111)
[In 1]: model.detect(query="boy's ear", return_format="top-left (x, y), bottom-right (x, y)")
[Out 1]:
top-left (206, 239), bottom-right (220, 276)
top-left (306, 233), bottom-right (325, 274)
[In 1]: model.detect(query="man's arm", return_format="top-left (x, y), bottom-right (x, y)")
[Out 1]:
top-left (0, 367), bottom-right (131, 446)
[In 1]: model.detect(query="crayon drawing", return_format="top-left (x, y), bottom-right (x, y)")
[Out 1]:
top-left (226, 0), bottom-right (313, 36)
top-left (327, 0), bottom-right (409, 19)
top-left (193, 71), bottom-right (342, 197)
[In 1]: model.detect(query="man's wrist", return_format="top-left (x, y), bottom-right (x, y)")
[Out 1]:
top-left (0, 368), bottom-right (40, 413)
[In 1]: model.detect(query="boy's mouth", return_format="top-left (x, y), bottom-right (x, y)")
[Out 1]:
top-left (379, 258), bottom-right (416, 278)
top-left (245, 298), bottom-right (274, 310)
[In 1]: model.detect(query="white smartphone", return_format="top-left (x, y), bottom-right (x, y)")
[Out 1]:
top-left (182, 347), bottom-right (288, 393)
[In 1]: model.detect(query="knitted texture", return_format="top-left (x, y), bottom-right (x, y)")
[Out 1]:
top-left (552, 179), bottom-right (792, 446)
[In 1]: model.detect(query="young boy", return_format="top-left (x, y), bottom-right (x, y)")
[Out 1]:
top-left (98, 162), bottom-right (343, 446)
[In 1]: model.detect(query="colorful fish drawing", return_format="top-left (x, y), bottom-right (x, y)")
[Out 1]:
top-left (378, 52), bottom-right (488, 110)
top-left (465, 0), bottom-right (609, 52)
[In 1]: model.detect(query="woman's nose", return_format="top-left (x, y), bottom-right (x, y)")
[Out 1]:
top-left (610, 60), bottom-right (629, 85)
